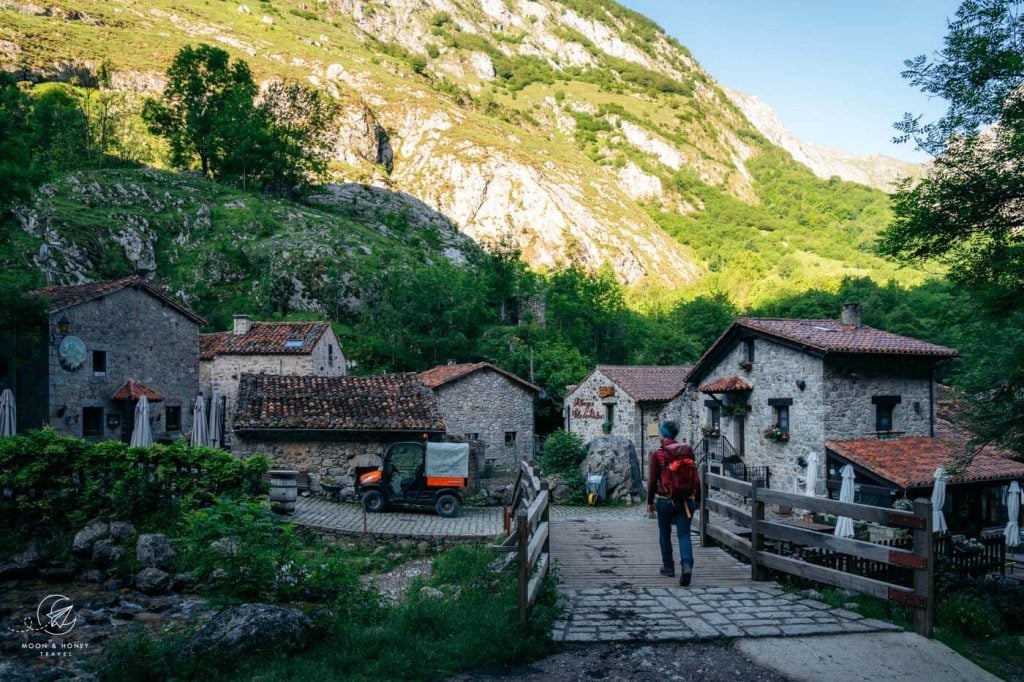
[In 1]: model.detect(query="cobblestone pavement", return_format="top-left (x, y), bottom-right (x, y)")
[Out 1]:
top-left (551, 503), bottom-right (650, 521)
top-left (552, 585), bottom-right (902, 643)
top-left (289, 495), bottom-right (503, 539)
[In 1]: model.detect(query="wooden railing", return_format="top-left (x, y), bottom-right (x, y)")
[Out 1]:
top-left (492, 459), bottom-right (551, 624)
top-left (699, 463), bottom-right (936, 637)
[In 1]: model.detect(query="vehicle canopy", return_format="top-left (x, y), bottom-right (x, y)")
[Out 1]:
top-left (425, 442), bottom-right (470, 479)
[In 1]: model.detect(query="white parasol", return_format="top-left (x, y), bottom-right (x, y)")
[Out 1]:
top-left (834, 464), bottom-right (856, 538)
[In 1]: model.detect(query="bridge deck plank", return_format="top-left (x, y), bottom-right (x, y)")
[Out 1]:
top-left (551, 519), bottom-right (757, 588)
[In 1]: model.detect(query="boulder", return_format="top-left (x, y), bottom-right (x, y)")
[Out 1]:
top-left (184, 604), bottom-right (313, 659)
top-left (109, 521), bottom-right (137, 542)
top-left (580, 435), bottom-right (643, 503)
top-left (92, 539), bottom-right (126, 568)
top-left (73, 520), bottom-right (109, 556)
top-left (0, 560), bottom-right (35, 580)
top-left (136, 533), bottom-right (176, 570)
top-left (135, 567), bottom-right (171, 594)
top-left (80, 569), bottom-right (105, 583)
top-left (172, 572), bottom-right (199, 591)
top-left (38, 566), bottom-right (74, 583)
top-left (419, 586), bottom-right (444, 600)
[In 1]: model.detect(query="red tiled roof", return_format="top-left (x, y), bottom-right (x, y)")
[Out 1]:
top-left (734, 318), bottom-right (958, 357)
top-left (233, 373), bottom-right (445, 432)
top-left (199, 322), bottom-right (330, 359)
top-left (699, 375), bottom-right (753, 394)
top-left (111, 380), bottom-right (164, 402)
top-left (826, 437), bottom-right (1024, 489)
top-left (419, 362), bottom-right (540, 393)
top-left (594, 365), bottom-right (692, 402)
top-left (32, 276), bottom-right (205, 325)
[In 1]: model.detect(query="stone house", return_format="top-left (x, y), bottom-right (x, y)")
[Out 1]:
top-left (419, 362), bottom-right (538, 472)
top-left (231, 372), bottom-right (448, 495)
top-left (199, 315), bottom-right (345, 447)
top-left (18, 277), bottom-right (203, 441)
top-left (671, 303), bottom-right (958, 495)
top-left (565, 365), bottom-right (691, 474)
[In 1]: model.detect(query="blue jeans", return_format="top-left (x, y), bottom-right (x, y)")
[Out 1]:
top-left (656, 497), bottom-right (694, 572)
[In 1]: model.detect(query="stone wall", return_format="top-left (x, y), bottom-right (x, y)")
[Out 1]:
top-left (694, 338), bottom-right (826, 496)
top-left (235, 433), bottom-right (480, 495)
top-left (41, 286), bottom-right (200, 442)
top-left (308, 328), bottom-right (346, 375)
top-left (822, 356), bottom-right (934, 440)
top-left (658, 387), bottom-right (700, 447)
top-left (433, 369), bottom-right (534, 471)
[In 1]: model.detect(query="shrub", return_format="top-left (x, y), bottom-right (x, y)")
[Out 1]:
top-left (937, 593), bottom-right (1001, 640)
top-left (0, 428), bottom-right (268, 535)
top-left (539, 429), bottom-right (585, 475)
top-left (180, 498), bottom-right (360, 603)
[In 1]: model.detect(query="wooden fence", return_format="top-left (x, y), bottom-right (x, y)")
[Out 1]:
top-left (491, 459), bottom-right (551, 624)
top-left (699, 463), bottom-right (936, 637)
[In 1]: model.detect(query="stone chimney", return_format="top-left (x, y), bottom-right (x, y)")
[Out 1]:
top-left (233, 314), bottom-right (253, 335)
top-left (841, 303), bottom-right (861, 327)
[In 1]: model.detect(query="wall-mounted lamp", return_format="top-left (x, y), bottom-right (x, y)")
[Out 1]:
top-left (795, 380), bottom-right (806, 391)
top-left (50, 315), bottom-right (71, 346)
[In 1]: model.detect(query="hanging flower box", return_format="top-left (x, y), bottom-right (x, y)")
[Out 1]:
top-left (701, 425), bottom-right (721, 437)
top-left (763, 426), bottom-right (790, 442)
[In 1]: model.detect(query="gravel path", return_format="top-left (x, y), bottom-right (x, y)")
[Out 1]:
top-left (447, 641), bottom-right (788, 681)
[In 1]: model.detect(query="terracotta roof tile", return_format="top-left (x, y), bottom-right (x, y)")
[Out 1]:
top-left (595, 365), bottom-right (692, 402)
top-left (734, 318), bottom-right (958, 357)
top-left (32, 276), bottom-right (205, 325)
top-left (699, 375), bottom-right (753, 394)
top-left (233, 373), bottom-right (445, 432)
top-left (419, 362), bottom-right (540, 393)
top-left (199, 322), bottom-right (330, 359)
top-left (111, 380), bottom-right (164, 402)
top-left (826, 437), bottom-right (1024, 489)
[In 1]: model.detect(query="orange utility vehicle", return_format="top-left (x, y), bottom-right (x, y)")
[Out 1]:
top-left (357, 441), bottom-right (470, 518)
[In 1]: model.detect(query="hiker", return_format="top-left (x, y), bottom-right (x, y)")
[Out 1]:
top-left (647, 420), bottom-right (700, 586)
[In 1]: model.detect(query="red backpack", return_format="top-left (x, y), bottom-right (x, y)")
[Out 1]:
top-left (659, 443), bottom-right (698, 500)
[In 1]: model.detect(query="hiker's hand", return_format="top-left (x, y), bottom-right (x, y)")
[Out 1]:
top-left (647, 504), bottom-right (654, 515)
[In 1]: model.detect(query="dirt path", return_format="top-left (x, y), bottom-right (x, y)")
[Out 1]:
top-left (447, 641), bottom-right (788, 681)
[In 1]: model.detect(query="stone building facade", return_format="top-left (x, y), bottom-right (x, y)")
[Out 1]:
top-left (419, 362), bottom-right (538, 471)
top-left (673, 304), bottom-right (958, 496)
top-left (20, 277), bottom-right (203, 441)
top-left (231, 372), bottom-right (448, 494)
top-left (200, 315), bottom-right (345, 447)
top-left (565, 365), bottom-right (691, 475)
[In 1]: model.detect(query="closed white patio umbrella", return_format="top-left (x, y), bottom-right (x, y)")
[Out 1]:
top-left (208, 396), bottom-right (222, 449)
top-left (1006, 481), bottom-right (1022, 548)
top-left (130, 396), bottom-right (153, 447)
top-left (834, 464), bottom-right (856, 538)
top-left (804, 452), bottom-right (820, 497)
top-left (0, 389), bottom-right (15, 436)
top-left (932, 467), bottom-right (949, 535)
top-left (190, 394), bottom-right (209, 447)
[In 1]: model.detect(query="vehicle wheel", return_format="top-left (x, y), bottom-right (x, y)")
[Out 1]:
top-left (435, 493), bottom-right (460, 518)
top-left (362, 489), bottom-right (385, 513)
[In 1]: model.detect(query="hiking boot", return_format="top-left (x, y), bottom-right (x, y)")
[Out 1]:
top-left (659, 565), bottom-right (675, 577)
top-left (679, 570), bottom-right (692, 587)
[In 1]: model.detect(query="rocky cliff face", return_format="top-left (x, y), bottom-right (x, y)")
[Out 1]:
top-left (723, 87), bottom-right (918, 192)
top-left (0, 0), bottom-right (907, 297)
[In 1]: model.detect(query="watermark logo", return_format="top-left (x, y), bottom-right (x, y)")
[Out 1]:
top-left (8, 594), bottom-right (77, 636)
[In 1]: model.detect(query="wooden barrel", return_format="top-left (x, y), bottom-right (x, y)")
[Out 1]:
top-left (269, 469), bottom-right (298, 514)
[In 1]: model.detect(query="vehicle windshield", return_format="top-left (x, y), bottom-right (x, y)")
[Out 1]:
top-left (387, 443), bottom-right (424, 496)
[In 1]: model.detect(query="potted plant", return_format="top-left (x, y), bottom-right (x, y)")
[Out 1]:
top-left (701, 424), bottom-right (720, 437)
top-left (600, 421), bottom-right (613, 435)
top-left (738, 360), bottom-right (753, 372)
top-left (723, 403), bottom-right (750, 418)
top-left (763, 426), bottom-right (790, 442)
top-left (320, 475), bottom-right (344, 501)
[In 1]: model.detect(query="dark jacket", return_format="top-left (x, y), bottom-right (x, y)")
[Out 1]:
top-left (647, 438), bottom-right (700, 505)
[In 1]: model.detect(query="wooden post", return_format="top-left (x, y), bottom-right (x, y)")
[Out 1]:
top-left (912, 498), bottom-right (935, 638)
top-left (699, 462), bottom-right (711, 547)
top-left (516, 508), bottom-right (529, 625)
top-left (750, 477), bottom-right (767, 581)
top-left (540, 479), bottom-right (550, 555)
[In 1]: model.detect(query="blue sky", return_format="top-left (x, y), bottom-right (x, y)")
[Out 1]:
top-left (619, 0), bottom-right (963, 162)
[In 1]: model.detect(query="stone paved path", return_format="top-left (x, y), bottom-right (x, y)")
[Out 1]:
top-left (552, 585), bottom-right (902, 643)
top-left (290, 495), bottom-right (503, 540)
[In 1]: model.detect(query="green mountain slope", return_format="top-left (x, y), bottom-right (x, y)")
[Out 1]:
top-left (0, 0), bottom-right (923, 306)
